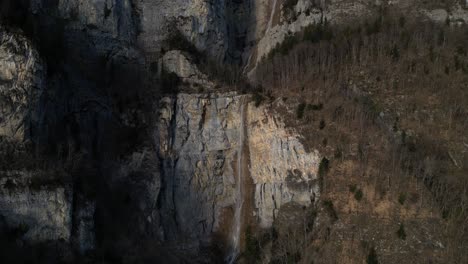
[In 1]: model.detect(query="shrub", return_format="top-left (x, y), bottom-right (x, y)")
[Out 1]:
top-left (297, 102), bottom-right (306, 119)
top-left (283, 0), bottom-right (299, 19)
top-left (367, 247), bottom-right (379, 264)
top-left (398, 193), bottom-right (406, 205)
top-left (270, 227), bottom-right (279, 241)
top-left (160, 69), bottom-right (181, 94)
top-left (334, 147), bottom-right (343, 159)
top-left (308, 103), bottom-right (323, 111)
top-left (361, 96), bottom-right (380, 116)
top-left (399, 16), bottom-right (406, 27)
top-left (306, 209), bottom-right (318, 232)
top-left (354, 189), bottom-right (363, 201)
top-left (269, 34), bottom-right (299, 57)
top-left (9, 222), bottom-right (29, 239)
top-left (349, 184), bottom-right (357, 193)
top-left (244, 226), bottom-right (260, 263)
top-left (303, 21), bottom-right (334, 43)
top-left (322, 138), bottom-right (328, 146)
top-left (365, 15), bottom-right (382, 35)
top-left (318, 157), bottom-right (330, 178)
top-left (396, 224), bottom-right (406, 240)
top-left (390, 45), bottom-right (400, 61)
top-left (253, 92), bottom-right (265, 107)
top-left (323, 200), bottom-right (338, 221)
top-left (3, 179), bottom-right (17, 190)
top-left (283, 0), bottom-right (298, 10)
top-left (286, 252), bottom-right (301, 263)
top-left (319, 119), bottom-right (326, 130)
top-left (456, 45), bottom-right (467, 56)
top-left (163, 29), bottom-right (199, 57)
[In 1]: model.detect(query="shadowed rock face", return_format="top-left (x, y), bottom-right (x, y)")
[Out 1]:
top-left (158, 93), bottom-right (248, 243)
top-left (0, 171), bottom-right (71, 242)
top-left (136, 0), bottom-right (251, 64)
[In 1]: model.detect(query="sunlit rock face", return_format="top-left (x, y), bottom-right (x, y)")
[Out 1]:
top-left (247, 102), bottom-right (321, 227)
top-left (0, 27), bottom-right (44, 141)
top-left (0, 172), bottom-right (71, 242)
top-left (157, 93), bottom-right (321, 242)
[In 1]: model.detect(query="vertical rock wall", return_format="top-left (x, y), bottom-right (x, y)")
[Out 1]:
top-left (247, 102), bottom-right (321, 227)
top-left (139, 0), bottom-right (254, 63)
top-left (158, 93), bottom-right (245, 242)
top-left (157, 93), bottom-right (321, 243)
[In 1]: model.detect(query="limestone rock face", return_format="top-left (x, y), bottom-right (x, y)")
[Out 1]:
top-left (0, 172), bottom-right (71, 242)
top-left (157, 93), bottom-right (321, 241)
top-left (247, 103), bottom-right (321, 227)
top-left (0, 27), bottom-right (44, 141)
top-left (136, 0), bottom-right (250, 63)
top-left (161, 50), bottom-right (214, 88)
top-left (158, 93), bottom-right (244, 242)
top-left (114, 148), bottom-right (162, 240)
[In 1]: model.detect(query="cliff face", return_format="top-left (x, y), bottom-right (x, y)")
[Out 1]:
top-left (0, 26), bottom-right (71, 244)
top-left (157, 93), bottom-right (320, 244)
top-left (158, 93), bottom-right (245, 243)
top-left (0, 27), bottom-right (44, 141)
top-left (247, 102), bottom-right (321, 228)
top-left (0, 171), bottom-right (71, 242)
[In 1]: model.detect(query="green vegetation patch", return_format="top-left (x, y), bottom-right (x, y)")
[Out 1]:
top-left (398, 193), bottom-right (406, 205)
top-left (367, 246), bottom-right (379, 264)
top-left (323, 199), bottom-right (338, 221)
top-left (354, 189), bottom-right (363, 201)
top-left (244, 226), bottom-right (261, 263)
top-left (303, 21), bottom-right (334, 43)
top-left (296, 102), bottom-right (306, 119)
top-left (396, 223), bottom-right (406, 240)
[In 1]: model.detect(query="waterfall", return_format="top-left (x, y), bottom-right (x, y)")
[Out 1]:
top-left (266, 0), bottom-right (278, 34)
top-left (226, 98), bottom-right (246, 264)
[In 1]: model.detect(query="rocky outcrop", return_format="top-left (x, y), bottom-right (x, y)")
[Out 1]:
top-left (0, 171), bottom-right (71, 242)
top-left (157, 93), bottom-right (321, 243)
top-left (0, 27), bottom-right (44, 141)
top-left (161, 50), bottom-right (214, 88)
top-left (247, 102), bottom-right (321, 227)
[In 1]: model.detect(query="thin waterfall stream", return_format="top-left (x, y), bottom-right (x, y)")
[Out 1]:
top-left (226, 98), bottom-right (246, 264)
